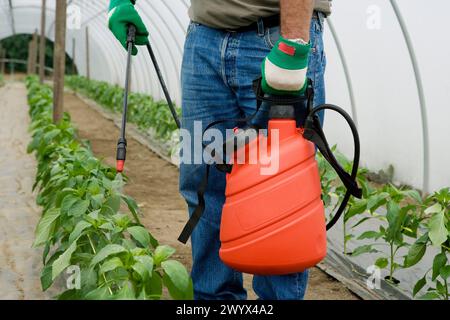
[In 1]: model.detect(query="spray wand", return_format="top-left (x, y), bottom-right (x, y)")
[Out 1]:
top-left (116, 26), bottom-right (181, 173)
top-left (116, 25), bottom-right (136, 173)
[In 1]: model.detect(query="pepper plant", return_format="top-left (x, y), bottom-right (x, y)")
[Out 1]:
top-left (404, 188), bottom-right (449, 300)
top-left (352, 184), bottom-right (422, 284)
top-left (26, 76), bottom-right (192, 300)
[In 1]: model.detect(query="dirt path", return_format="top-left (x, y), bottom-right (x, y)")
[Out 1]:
top-left (0, 83), bottom-right (54, 299)
top-left (64, 92), bottom-right (358, 300)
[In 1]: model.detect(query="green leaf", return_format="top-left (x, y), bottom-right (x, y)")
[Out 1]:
top-left (90, 244), bottom-right (127, 266)
top-left (351, 245), bottom-right (378, 257)
top-left (154, 245), bottom-right (176, 265)
top-left (69, 220), bottom-right (91, 244)
top-left (413, 276), bottom-right (427, 297)
top-left (375, 257), bottom-right (389, 269)
top-left (132, 261), bottom-right (149, 281)
top-left (87, 180), bottom-right (101, 195)
top-left (366, 192), bottom-right (389, 212)
top-left (161, 260), bottom-right (191, 296)
top-left (386, 201), bottom-right (401, 229)
top-left (405, 241), bottom-right (427, 268)
top-left (113, 282), bottom-right (136, 300)
top-left (432, 253), bottom-right (448, 281)
top-left (43, 129), bottom-right (61, 142)
top-left (419, 292), bottom-right (440, 300)
top-left (440, 265), bottom-right (450, 280)
top-left (122, 195), bottom-right (142, 225)
top-left (104, 194), bottom-right (121, 213)
top-left (100, 257), bottom-right (124, 274)
top-left (61, 195), bottom-right (79, 215)
top-left (425, 203), bottom-right (443, 215)
top-left (163, 274), bottom-right (194, 300)
top-left (357, 231), bottom-right (382, 240)
top-left (33, 208), bottom-right (60, 247)
top-left (52, 240), bottom-right (78, 280)
top-left (344, 199), bottom-right (368, 222)
top-left (80, 266), bottom-right (98, 288)
top-left (40, 264), bottom-right (53, 291)
top-left (42, 243), bottom-right (50, 264)
top-left (85, 286), bottom-right (112, 300)
top-left (127, 226), bottom-right (151, 248)
top-left (147, 271), bottom-right (163, 298)
top-left (436, 280), bottom-right (446, 295)
top-left (352, 217), bottom-right (372, 228)
top-left (57, 289), bottom-right (82, 300)
top-left (69, 199), bottom-right (90, 217)
top-left (402, 189), bottom-right (422, 203)
top-left (428, 209), bottom-right (448, 247)
top-left (134, 255), bottom-right (154, 275)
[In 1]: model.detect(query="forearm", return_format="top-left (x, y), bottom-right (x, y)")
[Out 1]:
top-left (280, 0), bottom-right (314, 41)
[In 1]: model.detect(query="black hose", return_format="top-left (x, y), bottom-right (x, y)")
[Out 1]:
top-left (305, 104), bottom-right (361, 231)
top-left (146, 42), bottom-right (181, 129)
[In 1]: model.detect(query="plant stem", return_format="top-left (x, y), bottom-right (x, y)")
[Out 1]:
top-left (87, 234), bottom-right (96, 254)
top-left (389, 242), bottom-right (395, 281)
top-left (87, 234), bottom-right (113, 295)
top-left (343, 220), bottom-right (347, 255)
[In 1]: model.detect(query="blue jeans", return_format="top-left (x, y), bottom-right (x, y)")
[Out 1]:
top-left (180, 13), bottom-right (327, 300)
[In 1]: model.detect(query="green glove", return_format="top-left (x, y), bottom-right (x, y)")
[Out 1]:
top-left (108, 0), bottom-right (149, 55)
top-left (261, 36), bottom-right (311, 96)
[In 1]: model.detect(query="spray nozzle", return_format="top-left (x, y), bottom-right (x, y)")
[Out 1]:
top-left (116, 138), bottom-right (127, 172)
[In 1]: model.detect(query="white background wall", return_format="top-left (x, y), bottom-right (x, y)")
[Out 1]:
top-left (323, 0), bottom-right (450, 193)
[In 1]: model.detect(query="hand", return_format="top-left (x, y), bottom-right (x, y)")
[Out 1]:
top-left (261, 36), bottom-right (311, 96)
top-left (108, 0), bottom-right (149, 55)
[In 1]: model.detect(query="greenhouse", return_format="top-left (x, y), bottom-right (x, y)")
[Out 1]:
top-left (0, 0), bottom-right (448, 303)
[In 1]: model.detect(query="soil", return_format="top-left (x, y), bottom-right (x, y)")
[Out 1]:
top-left (0, 83), bottom-right (56, 299)
top-left (64, 92), bottom-right (359, 300)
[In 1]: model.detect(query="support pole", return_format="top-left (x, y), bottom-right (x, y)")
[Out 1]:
top-left (85, 26), bottom-right (90, 80)
top-left (0, 48), bottom-right (5, 75)
top-left (39, 0), bottom-right (46, 83)
top-left (52, 0), bottom-right (67, 124)
top-left (27, 42), bottom-right (32, 73)
top-left (72, 38), bottom-right (76, 75)
top-left (28, 31), bottom-right (38, 74)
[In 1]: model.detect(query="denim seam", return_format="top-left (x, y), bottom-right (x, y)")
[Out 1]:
top-left (220, 33), bottom-right (231, 85)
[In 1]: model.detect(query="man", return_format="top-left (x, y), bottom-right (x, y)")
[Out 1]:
top-left (108, 0), bottom-right (331, 300)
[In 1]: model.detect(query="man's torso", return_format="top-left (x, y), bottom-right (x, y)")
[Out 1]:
top-left (189, 0), bottom-right (332, 30)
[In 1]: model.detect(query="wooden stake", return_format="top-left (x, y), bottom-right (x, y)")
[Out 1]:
top-left (28, 31), bottom-right (38, 74)
top-left (72, 38), bottom-right (76, 75)
top-left (0, 48), bottom-right (5, 75)
top-left (27, 42), bottom-right (32, 73)
top-left (39, 0), bottom-right (46, 83)
top-left (85, 26), bottom-right (90, 80)
top-left (52, 0), bottom-right (67, 124)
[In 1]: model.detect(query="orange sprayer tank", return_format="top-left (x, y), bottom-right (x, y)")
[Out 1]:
top-left (219, 117), bottom-right (327, 275)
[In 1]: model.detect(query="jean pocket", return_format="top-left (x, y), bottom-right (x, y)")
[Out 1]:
top-left (264, 26), bottom-right (281, 49)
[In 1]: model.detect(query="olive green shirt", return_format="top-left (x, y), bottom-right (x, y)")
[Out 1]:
top-left (189, 0), bottom-right (332, 30)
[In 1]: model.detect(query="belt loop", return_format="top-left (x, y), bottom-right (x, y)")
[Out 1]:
top-left (257, 18), bottom-right (265, 36)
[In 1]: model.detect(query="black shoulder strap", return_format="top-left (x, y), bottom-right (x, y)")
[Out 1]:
top-left (178, 165), bottom-right (210, 244)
